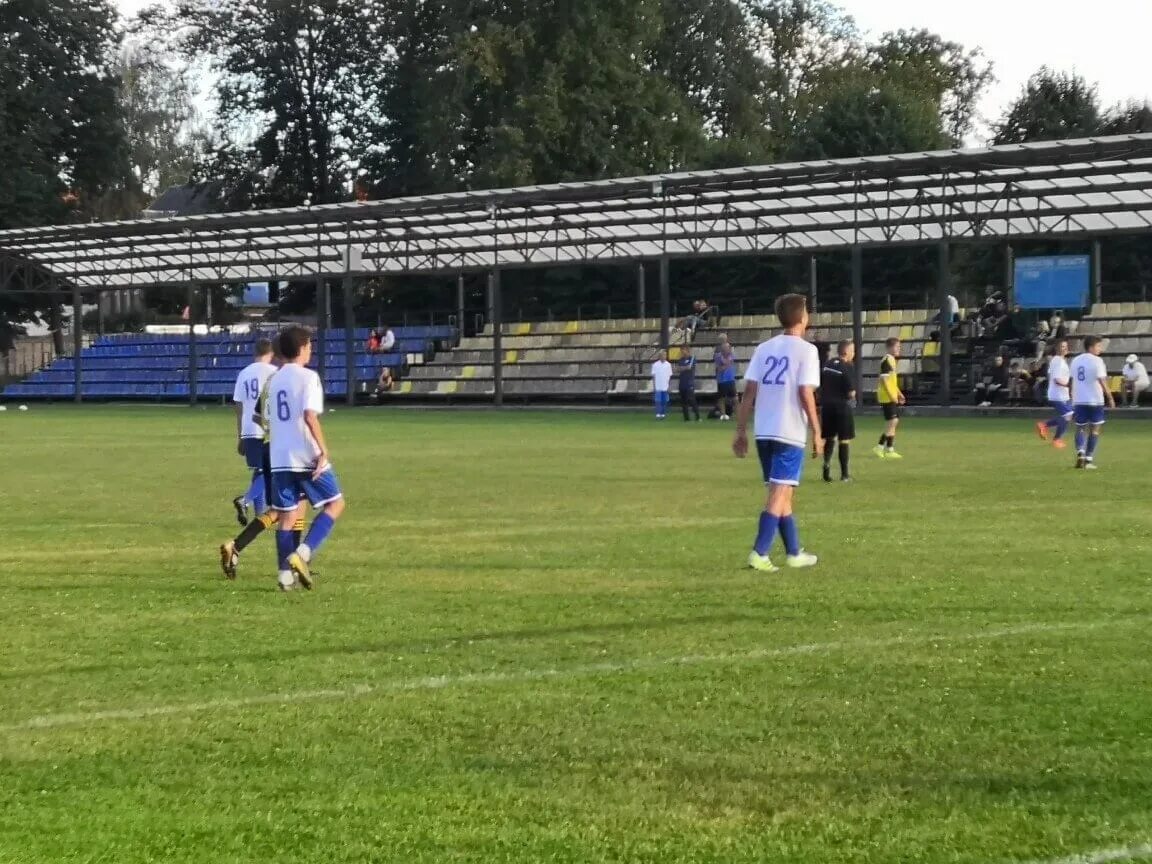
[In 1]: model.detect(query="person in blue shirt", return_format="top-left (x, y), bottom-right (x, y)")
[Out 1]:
top-left (677, 348), bottom-right (701, 422)
top-left (713, 336), bottom-right (737, 420)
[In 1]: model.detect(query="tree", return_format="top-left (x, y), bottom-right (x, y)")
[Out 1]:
top-left (744, 0), bottom-right (860, 155)
top-left (1099, 101), bottom-right (1152, 135)
top-left (0, 0), bottom-right (126, 349)
top-left (173, 0), bottom-right (399, 208)
top-left (993, 68), bottom-right (1101, 145)
top-left (868, 29), bottom-right (993, 145)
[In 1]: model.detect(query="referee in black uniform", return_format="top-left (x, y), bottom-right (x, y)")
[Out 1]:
top-left (819, 340), bottom-right (858, 482)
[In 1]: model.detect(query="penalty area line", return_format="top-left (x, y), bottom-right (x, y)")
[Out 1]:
top-left (1012, 843), bottom-right (1152, 864)
top-left (2, 619), bottom-right (1122, 732)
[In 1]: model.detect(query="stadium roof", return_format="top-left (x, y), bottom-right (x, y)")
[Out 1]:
top-left (2, 134), bottom-right (1152, 290)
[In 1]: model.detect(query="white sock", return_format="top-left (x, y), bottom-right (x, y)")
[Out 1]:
top-left (296, 543), bottom-right (313, 563)
top-left (278, 571), bottom-right (294, 588)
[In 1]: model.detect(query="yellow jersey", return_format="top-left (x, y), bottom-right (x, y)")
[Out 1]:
top-left (877, 353), bottom-right (901, 404)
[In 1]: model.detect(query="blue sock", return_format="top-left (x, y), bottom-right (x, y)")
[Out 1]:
top-left (275, 529), bottom-right (295, 570)
top-left (1044, 416), bottom-right (1059, 428)
top-left (754, 511), bottom-right (779, 556)
top-left (1074, 428), bottom-right (1087, 453)
top-left (778, 515), bottom-right (801, 557)
top-left (1054, 416), bottom-right (1068, 440)
top-left (246, 472), bottom-right (266, 513)
top-left (1086, 434), bottom-right (1100, 458)
top-left (303, 512), bottom-right (337, 557)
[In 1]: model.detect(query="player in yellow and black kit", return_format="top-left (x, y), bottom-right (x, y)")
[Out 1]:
top-left (219, 336), bottom-right (306, 579)
top-left (873, 336), bottom-right (905, 459)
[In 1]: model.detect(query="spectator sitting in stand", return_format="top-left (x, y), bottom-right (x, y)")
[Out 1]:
top-left (1048, 312), bottom-right (1067, 339)
top-left (973, 355), bottom-right (1009, 406)
top-left (367, 330), bottom-right (381, 353)
top-left (1007, 358), bottom-right (1033, 405)
top-left (379, 325), bottom-right (396, 353)
top-left (1029, 358), bottom-right (1048, 404)
top-left (932, 293), bottom-right (961, 325)
top-left (1121, 353), bottom-right (1149, 407)
top-left (374, 365), bottom-right (395, 400)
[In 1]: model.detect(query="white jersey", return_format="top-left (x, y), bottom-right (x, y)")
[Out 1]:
top-left (744, 334), bottom-right (820, 448)
top-left (1070, 353), bottom-right (1108, 406)
top-left (267, 364), bottom-right (326, 472)
top-left (651, 360), bottom-right (673, 391)
top-left (232, 361), bottom-right (278, 439)
top-left (1046, 356), bottom-right (1070, 403)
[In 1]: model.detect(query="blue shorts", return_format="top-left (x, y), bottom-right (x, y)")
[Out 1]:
top-left (1073, 405), bottom-right (1106, 426)
top-left (271, 468), bottom-right (343, 511)
top-left (241, 437), bottom-right (265, 470)
top-left (1049, 400), bottom-right (1073, 417)
top-left (756, 439), bottom-right (805, 487)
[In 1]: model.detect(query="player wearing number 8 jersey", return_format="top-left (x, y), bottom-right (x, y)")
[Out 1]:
top-left (266, 325), bottom-right (346, 590)
top-left (733, 293), bottom-right (822, 572)
top-left (1070, 335), bottom-right (1114, 470)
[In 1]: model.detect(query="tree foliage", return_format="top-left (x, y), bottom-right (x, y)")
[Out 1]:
top-left (993, 68), bottom-right (1101, 145)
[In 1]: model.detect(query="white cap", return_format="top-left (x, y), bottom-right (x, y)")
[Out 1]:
top-left (1126, 353), bottom-right (1138, 364)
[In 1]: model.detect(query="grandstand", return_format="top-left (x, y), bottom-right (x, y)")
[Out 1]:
top-left (1, 326), bottom-right (456, 401)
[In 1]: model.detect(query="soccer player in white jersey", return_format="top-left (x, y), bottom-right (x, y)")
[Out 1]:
top-left (732, 293), bottom-right (822, 572)
top-left (1069, 335), bottom-right (1115, 470)
top-left (231, 338), bottom-right (278, 524)
top-left (1036, 339), bottom-right (1072, 450)
top-left (267, 326), bottom-right (346, 590)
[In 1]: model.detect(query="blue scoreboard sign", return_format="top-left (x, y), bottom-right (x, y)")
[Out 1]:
top-left (1013, 255), bottom-right (1090, 309)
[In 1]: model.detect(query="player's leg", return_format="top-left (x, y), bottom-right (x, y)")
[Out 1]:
top-left (689, 390), bottom-right (700, 421)
top-left (1073, 408), bottom-right (1089, 468)
top-left (287, 470), bottom-right (346, 587)
top-left (882, 411), bottom-right (902, 458)
top-left (773, 446), bottom-right (816, 567)
top-left (749, 441), bottom-right (782, 570)
top-left (219, 510), bottom-right (278, 580)
top-left (680, 388), bottom-right (690, 422)
top-left (271, 472), bottom-right (307, 590)
top-left (1084, 420), bottom-right (1104, 468)
top-left (839, 412), bottom-right (855, 480)
top-left (822, 433), bottom-right (836, 482)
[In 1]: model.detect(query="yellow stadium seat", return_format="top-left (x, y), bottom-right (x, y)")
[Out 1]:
top-left (398, 381), bottom-right (412, 394)
top-left (505, 350), bottom-right (518, 364)
top-left (436, 381), bottom-right (458, 394)
top-left (565, 320), bottom-right (580, 333)
top-left (899, 325), bottom-right (914, 340)
top-left (514, 323), bottom-right (531, 336)
top-left (460, 366), bottom-right (476, 379)
top-left (923, 341), bottom-right (940, 357)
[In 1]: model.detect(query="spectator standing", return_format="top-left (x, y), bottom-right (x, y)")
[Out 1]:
top-left (1121, 354), bottom-right (1149, 407)
top-left (651, 350), bottom-right (672, 419)
top-left (713, 336), bottom-right (737, 420)
top-left (677, 348), bottom-right (701, 422)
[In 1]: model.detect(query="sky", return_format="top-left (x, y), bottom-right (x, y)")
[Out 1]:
top-left (113, 0), bottom-right (1150, 144)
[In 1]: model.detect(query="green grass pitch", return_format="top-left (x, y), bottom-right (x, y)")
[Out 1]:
top-left (1, 405), bottom-right (1150, 864)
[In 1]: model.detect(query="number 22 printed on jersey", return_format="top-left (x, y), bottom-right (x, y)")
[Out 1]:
top-left (760, 356), bottom-right (790, 386)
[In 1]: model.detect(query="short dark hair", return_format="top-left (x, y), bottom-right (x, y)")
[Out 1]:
top-left (885, 337), bottom-right (900, 350)
top-left (837, 340), bottom-right (853, 356)
top-left (278, 325), bottom-right (313, 360)
top-left (775, 293), bottom-right (808, 328)
top-left (253, 338), bottom-right (273, 358)
top-left (1083, 335), bottom-right (1102, 351)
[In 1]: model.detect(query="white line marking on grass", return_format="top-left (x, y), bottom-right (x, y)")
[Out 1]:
top-left (1014, 843), bottom-right (1152, 864)
top-left (1, 619), bottom-right (1119, 732)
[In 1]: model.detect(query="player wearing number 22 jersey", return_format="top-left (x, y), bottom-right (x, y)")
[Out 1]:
top-left (265, 325), bottom-right (347, 591)
top-left (733, 293), bottom-right (822, 573)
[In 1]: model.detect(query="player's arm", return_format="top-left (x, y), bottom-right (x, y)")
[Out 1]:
top-left (733, 380), bottom-right (756, 458)
top-left (801, 385), bottom-right (822, 457)
top-left (1099, 375), bottom-right (1116, 409)
top-left (303, 410), bottom-right (331, 478)
top-left (233, 402), bottom-right (245, 455)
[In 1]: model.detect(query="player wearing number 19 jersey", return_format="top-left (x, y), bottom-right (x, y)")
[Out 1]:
top-left (732, 293), bottom-right (822, 572)
top-left (267, 325), bottom-right (346, 591)
top-left (230, 339), bottom-right (277, 525)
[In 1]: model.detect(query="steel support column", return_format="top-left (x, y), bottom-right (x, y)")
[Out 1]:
top-left (187, 283), bottom-right (199, 405)
top-left (456, 273), bottom-right (465, 337)
top-left (315, 276), bottom-right (327, 387)
top-left (72, 282), bottom-right (82, 403)
top-left (1003, 244), bottom-right (1015, 302)
top-left (492, 268), bottom-right (504, 407)
top-left (1092, 239), bottom-right (1103, 306)
top-left (658, 257), bottom-right (670, 351)
top-left (636, 261), bottom-right (646, 320)
top-left (938, 241), bottom-right (953, 407)
top-left (850, 247), bottom-right (863, 372)
top-left (809, 255), bottom-right (818, 312)
top-left (343, 276), bottom-right (355, 406)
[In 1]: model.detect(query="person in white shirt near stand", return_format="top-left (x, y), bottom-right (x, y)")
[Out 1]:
top-left (1121, 353), bottom-right (1149, 407)
top-left (651, 350), bottom-right (672, 419)
top-left (1035, 340), bottom-right (1072, 449)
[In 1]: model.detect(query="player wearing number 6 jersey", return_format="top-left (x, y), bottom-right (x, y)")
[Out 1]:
top-left (230, 338), bottom-right (277, 525)
top-left (266, 325), bottom-right (346, 591)
top-left (733, 293), bottom-right (822, 572)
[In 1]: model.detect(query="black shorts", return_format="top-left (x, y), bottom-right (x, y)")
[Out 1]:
top-left (261, 442), bottom-right (273, 503)
top-left (881, 403), bottom-right (903, 421)
top-left (717, 381), bottom-right (737, 399)
top-left (821, 403), bottom-right (856, 441)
